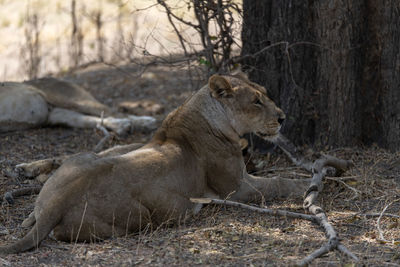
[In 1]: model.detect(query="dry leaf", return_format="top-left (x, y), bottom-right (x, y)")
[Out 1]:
top-left (189, 248), bottom-right (200, 254)
top-left (232, 236), bottom-right (240, 241)
top-left (347, 181), bottom-right (358, 186)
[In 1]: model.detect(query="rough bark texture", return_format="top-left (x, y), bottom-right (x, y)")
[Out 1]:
top-left (241, 0), bottom-right (400, 150)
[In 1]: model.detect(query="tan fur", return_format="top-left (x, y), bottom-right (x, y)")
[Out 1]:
top-left (25, 78), bottom-right (112, 117)
top-left (0, 74), bottom-right (310, 254)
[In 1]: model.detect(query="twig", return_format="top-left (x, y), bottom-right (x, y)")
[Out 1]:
top-left (377, 199), bottom-right (400, 243)
top-left (157, 0), bottom-right (189, 56)
top-left (336, 211), bottom-right (400, 219)
top-left (363, 213), bottom-right (400, 219)
top-left (325, 177), bottom-right (361, 197)
top-left (297, 204), bottom-right (358, 266)
top-left (73, 201), bottom-right (88, 251)
top-left (190, 198), bottom-right (318, 222)
top-left (94, 111), bottom-right (110, 153)
top-left (0, 257), bottom-right (11, 267)
top-left (274, 135), bottom-right (313, 172)
top-left (190, 197), bottom-right (359, 265)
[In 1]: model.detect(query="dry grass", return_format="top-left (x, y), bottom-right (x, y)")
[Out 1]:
top-left (0, 64), bottom-right (399, 266)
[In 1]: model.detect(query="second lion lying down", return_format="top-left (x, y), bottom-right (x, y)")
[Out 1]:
top-left (0, 73), bottom-right (310, 254)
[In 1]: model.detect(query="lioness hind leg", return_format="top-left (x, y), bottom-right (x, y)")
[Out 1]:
top-left (48, 108), bottom-right (157, 135)
top-left (48, 108), bottom-right (131, 135)
top-left (53, 199), bottom-right (152, 242)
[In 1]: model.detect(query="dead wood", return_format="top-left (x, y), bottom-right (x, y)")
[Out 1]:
top-left (376, 199), bottom-right (400, 244)
top-left (190, 198), bottom-right (318, 222)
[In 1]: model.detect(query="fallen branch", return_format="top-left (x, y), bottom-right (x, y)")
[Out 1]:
top-left (376, 199), bottom-right (400, 243)
top-left (190, 197), bottom-right (359, 265)
top-left (303, 154), bottom-right (353, 209)
top-left (335, 211), bottom-right (400, 219)
top-left (94, 111), bottom-right (110, 153)
top-left (326, 177), bottom-right (361, 198)
top-left (274, 135), bottom-right (358, 265)
top-left (190, 198), bottom-right (318, 222)
top-left (0, 257), bottom-right (11, 267)
top-left (363, 213), bottom-right (400, 219)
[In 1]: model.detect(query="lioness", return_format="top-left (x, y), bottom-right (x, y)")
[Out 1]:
top-left (0, 78), bottom-right (156, 134)
top-left (0, 73), bottom-right (310, 254)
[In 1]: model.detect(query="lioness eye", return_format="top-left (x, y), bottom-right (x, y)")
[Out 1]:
top-left (253, 98), bottom-right (263, 107)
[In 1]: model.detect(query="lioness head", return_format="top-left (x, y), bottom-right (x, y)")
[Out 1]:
top-left (209, 72), bottom-right (285, 141)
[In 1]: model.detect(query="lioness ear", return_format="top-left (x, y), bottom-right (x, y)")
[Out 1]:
top-left (209, 75), bottom-right (233, 98)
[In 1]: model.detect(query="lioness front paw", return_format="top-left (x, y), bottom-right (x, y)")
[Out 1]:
top-left (15, 158), bottom-right (58, 179)
top-left (15, 163), bottom-right (42, 178)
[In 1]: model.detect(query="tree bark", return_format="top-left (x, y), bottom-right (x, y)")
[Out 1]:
top-left (241, 0), bottom-right (400, 151)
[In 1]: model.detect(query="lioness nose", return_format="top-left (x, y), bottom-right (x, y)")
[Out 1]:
top-left (276, 107), bottom-right (286, 124)
top-left (276, 108), bottom-right (285, 125)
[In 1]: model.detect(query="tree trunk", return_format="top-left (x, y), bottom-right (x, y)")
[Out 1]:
top-left (241, 0), bottom-right (400, 151)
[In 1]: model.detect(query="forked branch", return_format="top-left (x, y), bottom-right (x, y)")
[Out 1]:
top-left (275, 135), bottom-right (358, 265)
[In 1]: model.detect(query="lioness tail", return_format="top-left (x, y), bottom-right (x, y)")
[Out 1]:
top-left (0, 208), bottom-right (60, 254)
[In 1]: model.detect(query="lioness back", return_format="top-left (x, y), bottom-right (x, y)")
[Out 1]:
top-left (25, 78), bottom-right (111, 116)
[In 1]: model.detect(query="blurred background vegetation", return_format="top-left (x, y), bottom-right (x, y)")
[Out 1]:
top-left (0, 0), bottom-right (241, 81)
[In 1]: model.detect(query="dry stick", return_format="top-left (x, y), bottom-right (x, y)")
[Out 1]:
top-left (0, 257), bottom-right (11, 267)
top-left (326, 177), bottom-right (361, 197)
top-left (274, 135), bottom-right (359, 265)
top-left (72, 201), bottom-right (88, 252)
top-left (377, 199), bottom-right (400, 243)
top-left (362, 213), bottom-right (400, 219)
top-left (189, 198), bottom-right (359, 264)
top-left (337, 211), bottom-right (400, 219)
top-left (190, 198), bottom-right (318, 222)
top-left (94, 111), bottom-right (110, 153)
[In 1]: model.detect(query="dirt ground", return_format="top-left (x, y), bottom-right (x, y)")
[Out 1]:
top-left (0, 63), bottom-right (399, 266)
